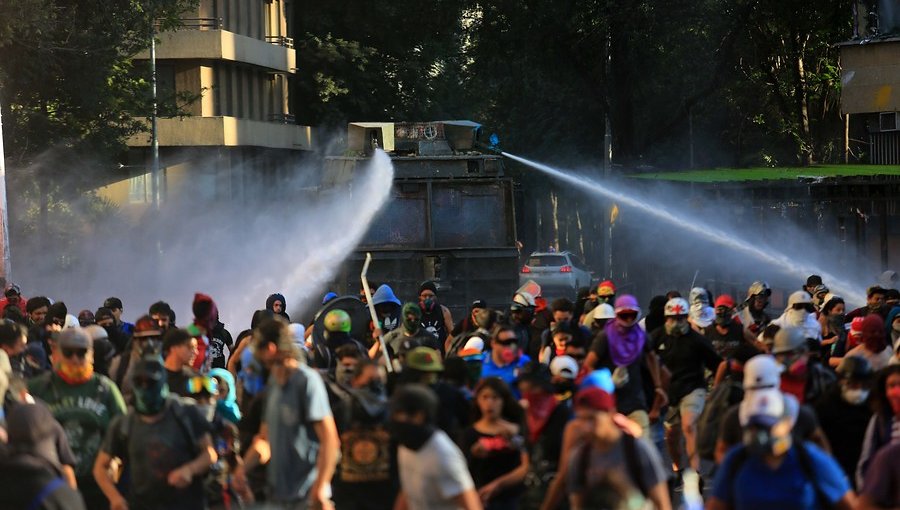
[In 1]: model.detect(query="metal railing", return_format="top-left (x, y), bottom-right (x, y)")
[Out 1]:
top-left (265, 35), bottom-right (294, 48)
top-left (179, 17), bottom-right (223, 30)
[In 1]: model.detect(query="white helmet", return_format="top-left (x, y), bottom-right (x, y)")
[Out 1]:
top-left (513, 291), bottom-right (536, 308)
top-left (747, 281), bottom-right (771, 298)
top-left (664, 297), bottom-right (690, 317)
top-left (549, 355), bottom-right (579, 380)
top-left (592, 303), bottom-right (616, 320)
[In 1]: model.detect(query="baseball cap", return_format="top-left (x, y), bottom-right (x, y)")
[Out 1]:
top-left (742, 354), bottom-right (783, 390)
top-left (580, 368), bottom-right (615, 394)
top-left (613, 295), bottom-right (640, 314)
top-left (550, 355), bottom-right (579, 380)
top-left (458, 336), bottom-right (485, 357)
top-left (56, 328), bottom-right (91, 350)
top-left (404, 347), bottom-right (443, 372)
top-left (574, 387), bottom-right (616, 412)
top-left (471, 299), bottom-right (488, 310)
top-left (715, 295), bottom-right (736, 309)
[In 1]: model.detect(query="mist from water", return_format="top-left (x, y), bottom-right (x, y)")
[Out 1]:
top-left (503, 151), bottom-right (869, 306)
top-left (10, 149), bottom-right (395, 330)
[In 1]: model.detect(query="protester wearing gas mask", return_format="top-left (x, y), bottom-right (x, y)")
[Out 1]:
top-left (815, 356), bottom-right (874, 488)
top-left (418, 281), bottom-right (454, 351)
top-left (390, 384), bottom-right (481, 510)
top-left (772, 326), bottom-right (836, 405)
top-left (707, 388), bottom-right (855, 510)
top-left (94, 355), bottom-right (216, 510)
top-left (706, 295), bottom-right (763, 358)
top-left (652, 297), bottom-right (721, 475)
top-left (383, 303), bottom-right (440, 360)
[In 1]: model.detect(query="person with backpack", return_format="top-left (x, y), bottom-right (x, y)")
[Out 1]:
top-left (707, 387), bottom-right (855, 510)
top-left (714, 354), bottom-right (831, 465)
top-left (584, 294), bottom-right (667, 437)
top-left (93, 355), bottom-right (217, 510)
top-left (566, 386), bottom-right (671, 510)
top-left (241, 318), bottom-right (339, 510)
top-left (28, 327), bottom-right (126, 509)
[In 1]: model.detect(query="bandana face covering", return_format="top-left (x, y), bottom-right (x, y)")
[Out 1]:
top-left (55, 360), bottom-right (93, 385)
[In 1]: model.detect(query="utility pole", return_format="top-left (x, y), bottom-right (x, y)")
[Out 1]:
top-left (150, 19), bottom-right (161, 211)
top-left (0, 104), bottom-right (11, 280)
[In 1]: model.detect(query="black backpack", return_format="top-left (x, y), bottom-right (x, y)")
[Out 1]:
top-left (697, 363), bottom-right (744, 461)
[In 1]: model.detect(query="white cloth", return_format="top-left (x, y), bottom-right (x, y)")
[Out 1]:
top-left (398, 429), bottom-right (474, 510)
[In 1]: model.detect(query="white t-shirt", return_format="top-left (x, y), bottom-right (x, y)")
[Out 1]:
top-left (398, 429), bottom-right (475, 510)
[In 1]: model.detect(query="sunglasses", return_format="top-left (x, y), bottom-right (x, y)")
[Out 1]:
top-left (616, 311), bottom-right (638, 321)
top-left (186, 376), bottom-right (218, 396)
top-left (61, 348), bottom-right (88, 359)
top-left (495, 336), bottom-right (518, 346)
top-left (792, 303), bottom-right (815, 312)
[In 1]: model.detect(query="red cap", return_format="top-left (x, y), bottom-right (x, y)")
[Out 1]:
top-left (715, 295), bottom-right (736, 309)
top-left (574, 387), bottom-right (616, 413)
top-left (850, 316), bottom-right (865, 335)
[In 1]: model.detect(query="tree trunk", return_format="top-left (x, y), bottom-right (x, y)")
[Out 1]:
top-left (794, 36), bottom-right (813, 165)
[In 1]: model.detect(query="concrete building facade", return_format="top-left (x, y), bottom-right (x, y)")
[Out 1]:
top-left (99, 0), bottom-right (312, 218)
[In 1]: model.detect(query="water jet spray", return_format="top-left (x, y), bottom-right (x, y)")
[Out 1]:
top-left (502, 151), bottom-right (867, 306)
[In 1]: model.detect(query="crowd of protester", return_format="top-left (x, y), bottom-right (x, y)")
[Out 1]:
top-left (1, 274), bottom-right (900, 510)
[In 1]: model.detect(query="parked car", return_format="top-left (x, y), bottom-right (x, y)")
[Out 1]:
top-left (519, 251), bottom-right (592, 299)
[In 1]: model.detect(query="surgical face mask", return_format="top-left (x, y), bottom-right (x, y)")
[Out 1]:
top-left (841, 386), bottom-right (869, 405)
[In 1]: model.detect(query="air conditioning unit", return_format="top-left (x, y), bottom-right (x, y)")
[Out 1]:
top-left (879, 112), bottom-right (899, 131)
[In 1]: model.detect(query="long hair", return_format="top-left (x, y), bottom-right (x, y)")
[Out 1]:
top-left (872, 364), bottom-right (900, 417)
top-left (472, 377), bottom-right (524, 424)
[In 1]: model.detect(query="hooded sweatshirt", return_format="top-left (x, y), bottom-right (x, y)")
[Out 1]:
top-left (266, 293), bottom-right (291, 321)
top-left (771, 291), bottom-right (822, 341)
top-left (886, 306), bottom-right (900, 351)
top-left (209, 368), bottom-right (241, 424)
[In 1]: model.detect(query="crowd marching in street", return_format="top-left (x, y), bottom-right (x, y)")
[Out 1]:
top-left (1, 274), bottom-right (900, 510)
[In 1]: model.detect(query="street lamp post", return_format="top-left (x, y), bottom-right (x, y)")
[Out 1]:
top-left (149, 19), bottom-right (161, 211)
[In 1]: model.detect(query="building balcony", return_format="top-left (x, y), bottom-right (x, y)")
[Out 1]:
top-left (127, 116), bottom-right (313, 151)
top-left (134, 29), bottom-right (296, 74)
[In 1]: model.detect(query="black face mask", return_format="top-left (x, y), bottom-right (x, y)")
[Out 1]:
top-left (553, 380), bottom-right (575, 395)
top-left (389, 420), bottom-right (435, 450)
